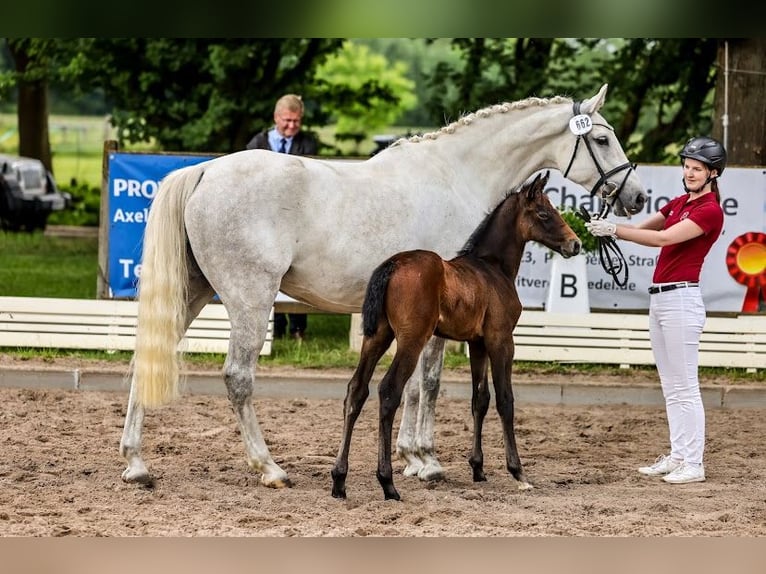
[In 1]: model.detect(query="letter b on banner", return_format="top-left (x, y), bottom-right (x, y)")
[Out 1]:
top-left (546, 254), bottom-right (590, 313)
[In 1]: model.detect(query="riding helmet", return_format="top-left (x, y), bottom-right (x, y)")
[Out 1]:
top-left (679, 136), bottom-right (727, 176)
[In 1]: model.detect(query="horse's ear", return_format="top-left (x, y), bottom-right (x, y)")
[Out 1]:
top-left (581, 84), bottom-right (608, 115)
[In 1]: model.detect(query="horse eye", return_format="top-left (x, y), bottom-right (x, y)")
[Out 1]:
top-left (537, 210), bottom-right (550, 220)
top-left (595, 135), bottom-right (609, 145)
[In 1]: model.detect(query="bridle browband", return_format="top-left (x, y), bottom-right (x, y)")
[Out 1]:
top-left (563, 100), bottom-right (634, 288)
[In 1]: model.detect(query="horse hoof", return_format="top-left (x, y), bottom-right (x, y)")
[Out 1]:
top-left (384, 491), bottom-right (401, 501)
top-left (517, 481), bottom-right (534, 491)
top-left (261, 475), bottom-right (293, 489)
top-left (122, 466), bottom-right (152, 485)
top-left (331, 488), bottom-right (347, 500)
top-left (417, 463), bottom-right (445, 482)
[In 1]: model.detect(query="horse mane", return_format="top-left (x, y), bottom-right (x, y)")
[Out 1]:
top-left (457, 186), bottom-right (521, 257)
top-left (389, 94), bottom-right (572, 148)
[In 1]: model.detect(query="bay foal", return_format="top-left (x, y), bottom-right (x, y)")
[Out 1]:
top-left (331, 171), bottom-right (581, 500)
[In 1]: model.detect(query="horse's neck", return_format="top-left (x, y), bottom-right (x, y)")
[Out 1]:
top-left (412, 104), bottom-right (567, 193)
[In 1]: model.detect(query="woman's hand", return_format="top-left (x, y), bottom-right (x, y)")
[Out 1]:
top-left (585, 218), bottom-right (617, 238)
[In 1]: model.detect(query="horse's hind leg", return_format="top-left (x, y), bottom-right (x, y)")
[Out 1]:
top-left (225, 308), bottom-right (290, 488)
top-left (120, 379), bottom-right (151, 484)
top-left (331, 329), bottom-right (393, 499)
top-left (396, 336), bottom-right (446, 481)
top-left (467, 342), bottom-right (490, 482)
top-left (120, 276), bottom-right (214, 485)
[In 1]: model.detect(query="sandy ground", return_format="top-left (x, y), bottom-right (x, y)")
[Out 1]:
top-left (1, 356), bottom-right (765, 537)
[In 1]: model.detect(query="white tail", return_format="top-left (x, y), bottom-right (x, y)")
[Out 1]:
top-left (133, 164), bottom-right (205, 408)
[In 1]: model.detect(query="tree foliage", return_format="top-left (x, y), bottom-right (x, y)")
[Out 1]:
top-left (422, 38), bottom-right (731, 165)
top-left (70, 39), bottom-right (345, 152)
top-left (1, 38), bottom-right (764, 168)
top-left (314, 41), bottom-right (416, 153)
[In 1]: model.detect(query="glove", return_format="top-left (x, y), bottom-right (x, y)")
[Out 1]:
top-left (585, 218), bottom-right (617, 238)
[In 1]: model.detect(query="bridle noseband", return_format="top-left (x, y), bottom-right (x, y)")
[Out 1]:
top-left (562, 101), bottom-right (636, 217)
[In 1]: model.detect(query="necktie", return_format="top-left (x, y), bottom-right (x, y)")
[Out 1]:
top-left (278, 138), bottom-right (287, 153)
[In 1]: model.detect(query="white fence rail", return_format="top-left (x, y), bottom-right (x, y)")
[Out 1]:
top-left (2, 297), bottom-right (765, 371)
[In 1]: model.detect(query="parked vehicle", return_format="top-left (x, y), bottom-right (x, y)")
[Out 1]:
top-left (0, 154), bottom-right (71, 231)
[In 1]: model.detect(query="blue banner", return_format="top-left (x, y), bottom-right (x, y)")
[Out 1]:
top-left (107, 152), bottom-right (216, 298)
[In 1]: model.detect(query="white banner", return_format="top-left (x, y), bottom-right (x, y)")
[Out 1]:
top-left (518, 166), bottom-right (766, 313)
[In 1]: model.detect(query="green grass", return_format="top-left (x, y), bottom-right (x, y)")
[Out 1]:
top-left (0, 232), bottom-right (100, 298)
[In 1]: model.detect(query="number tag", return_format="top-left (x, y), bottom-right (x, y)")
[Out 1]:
top-left (569, 114), bottom-right (593, 135)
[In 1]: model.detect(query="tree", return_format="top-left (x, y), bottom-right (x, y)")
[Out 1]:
top-left (422, 38), bottom-right (742, 165)
top-left (1, 39), bottom-right (57, 172)
top-left (712, 38), bottom-right (766, 166)
top-left (314, 41), bottom-right (416, 154)
top-left (72, 39), bottom-right (345, 153)
top-left (599, 38), bottom-right (719, 163)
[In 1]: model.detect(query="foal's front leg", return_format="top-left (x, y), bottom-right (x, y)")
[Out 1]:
top-left (396, 336), bottom-right (446, 480)
top-left (489, 352), bottom-right (533, 490)
top-left (467, 342), bottom-right (490, 482)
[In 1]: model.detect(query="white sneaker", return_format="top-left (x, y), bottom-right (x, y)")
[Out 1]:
top-left (638, 454), bottom-right (682, 476)
top-left (663, 462), bottom-right (705, 484)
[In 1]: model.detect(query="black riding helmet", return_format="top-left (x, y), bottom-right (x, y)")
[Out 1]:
top-left (679, 136), bottom-right (727, 176)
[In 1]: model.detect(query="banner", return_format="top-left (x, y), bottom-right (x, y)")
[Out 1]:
top-left (518, 166), bottom-right (765, 312)
top-left (106, 153), bottom-right (765, 312)
top-left (106, 152), bottom-right (216, 298)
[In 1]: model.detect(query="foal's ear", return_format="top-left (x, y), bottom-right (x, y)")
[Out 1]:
top-left (527, 170), bottom-right (549, 200)
top-left (580, 84), bottom-right (608, 114)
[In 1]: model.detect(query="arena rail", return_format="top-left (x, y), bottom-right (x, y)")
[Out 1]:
top-left (351, 309), bottom-right (766, 372)
top-left (1, 297), bottom-right (765, 371)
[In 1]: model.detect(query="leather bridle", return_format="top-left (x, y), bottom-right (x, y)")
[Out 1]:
top-left (563, 100), bottom-right (635, 287)
top-left (562, 100), bottom-right (636, 217)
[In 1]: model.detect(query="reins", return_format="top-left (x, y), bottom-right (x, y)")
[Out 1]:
top-left (576, 203), bottom-right (629, 288)
top-left (563, 100), bottom-right (633, 288)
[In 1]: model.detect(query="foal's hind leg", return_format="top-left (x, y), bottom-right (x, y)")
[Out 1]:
top-left (378, 345), bottom-right (425, 500)
top-left (224, 307), bottom-right (291, 488)
top-left (331, 329), bottom-right (393, 499)
top-left (396, 336), bottom-right (446, 481)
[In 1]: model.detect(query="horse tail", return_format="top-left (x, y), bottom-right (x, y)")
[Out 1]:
top-left (361, 258), bottom-right (396, 337)
top-left (133, 164), bottom-right (205, 408)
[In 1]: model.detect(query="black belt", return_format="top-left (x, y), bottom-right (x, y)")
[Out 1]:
top-left (648, 281), bottom-right (699, 295)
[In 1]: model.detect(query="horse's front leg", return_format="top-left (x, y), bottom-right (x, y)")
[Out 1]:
top-left (467, 342), bottom-right (490, 482)
top-left (120, 376), bottom-right (152, 484)
top-left (225, 324), bottom-right (291, 489)
top-left (396, 336), bottom-right (446, 481)
top-left (489, 348), bottom-right (533, 490)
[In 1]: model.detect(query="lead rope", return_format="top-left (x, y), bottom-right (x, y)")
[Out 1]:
top-left (577, 204), bottom-right (630, 288)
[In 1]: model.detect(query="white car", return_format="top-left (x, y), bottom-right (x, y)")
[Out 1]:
top-left (0, 154), bottom-right (71, 231)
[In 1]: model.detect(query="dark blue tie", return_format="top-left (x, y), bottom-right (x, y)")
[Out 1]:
top-left (278, 138), bottom-right (287, 153)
